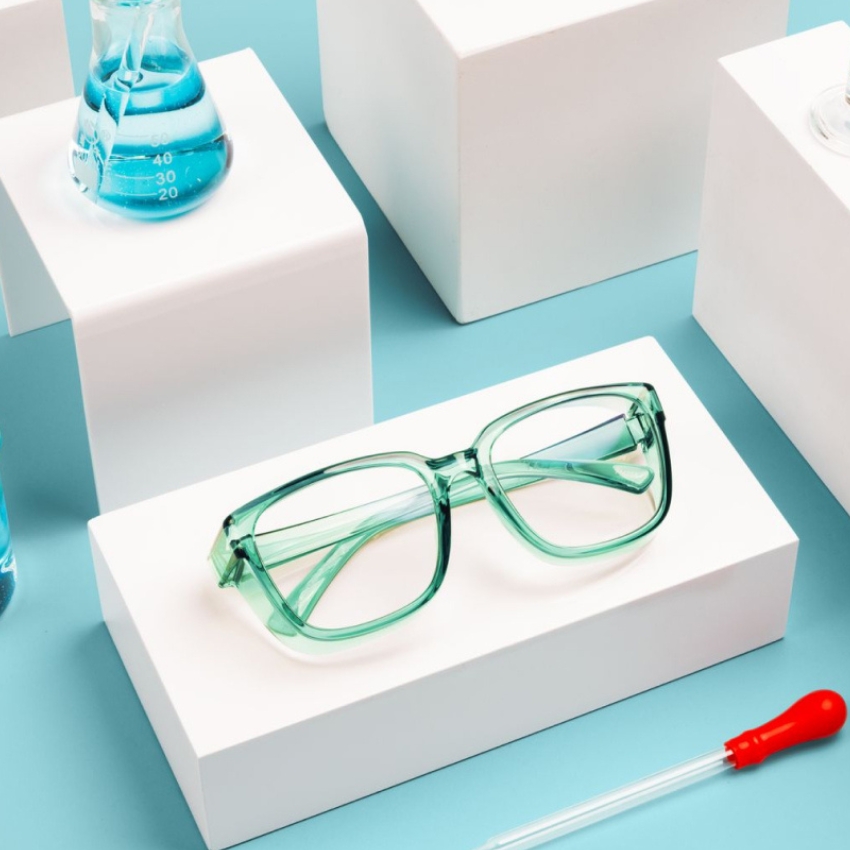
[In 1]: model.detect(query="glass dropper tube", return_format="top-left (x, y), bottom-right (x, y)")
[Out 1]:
top-left (475, 690), bottom-right (848, 850)
top-left (476, 749), bottom-right (732, 850)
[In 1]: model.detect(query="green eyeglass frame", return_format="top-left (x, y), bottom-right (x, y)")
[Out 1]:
top-left (211, 383), bottom-right (672, 651)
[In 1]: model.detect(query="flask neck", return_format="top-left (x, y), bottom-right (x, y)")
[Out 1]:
top-left (90, 0), bottom-right (182, 26)
top-left (88, 0), bottom-right (191, 71)
top-left (93, 0), bottom-right (179, 8)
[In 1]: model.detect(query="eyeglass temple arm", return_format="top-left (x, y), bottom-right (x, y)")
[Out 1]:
top-left (254, 417), bottom-right (649, 619)
top-left (256, 415), bottom-right (643, 568)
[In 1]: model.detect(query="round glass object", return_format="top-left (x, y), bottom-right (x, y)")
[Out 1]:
top-left (70, 0), bottom-right (233, 220)
top-left (811, 77), bottom-right (850, 156)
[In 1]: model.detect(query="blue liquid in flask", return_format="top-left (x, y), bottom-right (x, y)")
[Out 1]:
top-left (70, 0), bottom-right (232, 220)
top-left (0, 442), bottom-right (16, 618)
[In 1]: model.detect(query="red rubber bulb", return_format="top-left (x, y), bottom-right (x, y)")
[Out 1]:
top-left (725, 690), bottom-right (847, 769)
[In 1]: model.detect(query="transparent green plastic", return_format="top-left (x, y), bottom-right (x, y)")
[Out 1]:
top-left (211, 384), bottom-right (672, 651)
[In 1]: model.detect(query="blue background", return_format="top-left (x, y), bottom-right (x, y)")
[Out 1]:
top-left (1, 1), bottom-right (849, 848)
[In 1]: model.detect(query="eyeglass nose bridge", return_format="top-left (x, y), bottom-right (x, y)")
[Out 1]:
top-left (427, 447), bottom-right (481, 484)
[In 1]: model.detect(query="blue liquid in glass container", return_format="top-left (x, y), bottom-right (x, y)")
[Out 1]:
top-left (0, 446), bottom-right (16, 618)
top-left (70, 0), bottom-right (232, 220)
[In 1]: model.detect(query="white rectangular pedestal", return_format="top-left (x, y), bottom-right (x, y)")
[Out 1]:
top-left (0, 49), bottom-right (373, 512)
top-left (694, 24), bottom-right (850, 516)
top-left (317, 0), bottom-right (789, 323)
top-left (0, 0), bottom-right (73, 119)
top-left (89, 337), bottom-right (797, 850)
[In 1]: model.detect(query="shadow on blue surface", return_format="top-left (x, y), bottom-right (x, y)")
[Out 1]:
top-left (65, 625), bottom-right (206, 849)
top-left (0, 320), bottom-right (97, 535)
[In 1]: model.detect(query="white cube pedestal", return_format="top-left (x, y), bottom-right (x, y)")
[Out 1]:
top-left (694, 24), bottom-right (850, 516)
top-left (0, 0), bottom-right (73, 119)
top-left (317, 0), bottom-right (789, 323)
top-left (89, 337), bottom-right (797, 850)
top-left (0, 50), bottom-right (373, 512)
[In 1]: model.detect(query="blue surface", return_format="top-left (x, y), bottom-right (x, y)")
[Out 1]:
top-left (1, 2), bottom-right (849, 848)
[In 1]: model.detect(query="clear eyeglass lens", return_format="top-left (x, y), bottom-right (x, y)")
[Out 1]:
top-left (253, 465), bottom-right (439, 631)
top-left (490, 395), bottom-right (664, 549)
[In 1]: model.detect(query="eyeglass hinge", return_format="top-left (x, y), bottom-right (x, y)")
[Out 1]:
top-left (626, 407), bottom-right (656, 450)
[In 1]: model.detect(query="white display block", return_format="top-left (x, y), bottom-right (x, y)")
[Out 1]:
top-left (0, 50), bottom-right (373, 512)
top-left (694, 24), bottom-right (850, 516)
top-left (317, 0), bottom-right (789, 323)
top-left (0, 0), bottom-right (73, 120)
top-left (89, 337), bottom-right (797, 850)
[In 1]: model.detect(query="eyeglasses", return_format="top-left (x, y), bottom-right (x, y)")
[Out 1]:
top-left (210, 383), bottom-right (672, 651)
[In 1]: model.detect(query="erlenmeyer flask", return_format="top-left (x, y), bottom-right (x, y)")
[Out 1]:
top-left (70, 0), bottom-right (233, 219)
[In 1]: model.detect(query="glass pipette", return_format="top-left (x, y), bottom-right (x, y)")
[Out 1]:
top-left (476, 690), bottom-right (847, 850)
